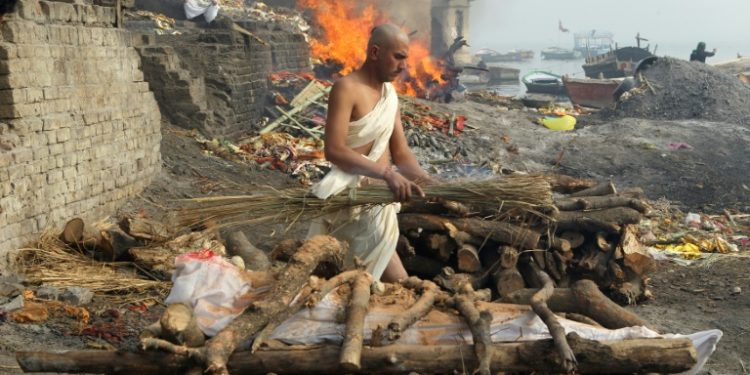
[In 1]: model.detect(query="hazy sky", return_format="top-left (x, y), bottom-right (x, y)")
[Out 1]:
top-left (469, 0), bottom-right (750, 56)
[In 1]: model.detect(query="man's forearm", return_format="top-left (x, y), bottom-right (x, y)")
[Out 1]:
top-left (326, 146), bottom-right (390, 180)
top-left (394, 152), bottom-right (429, 181)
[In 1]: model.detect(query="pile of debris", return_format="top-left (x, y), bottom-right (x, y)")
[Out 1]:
top-left (605, 57), bottom-right (750, 125)
top-left (221, 1), bottom-right (311, 35)
top-left (397, 176), bottom-right (655, 305)
top-left (640, 204), bottom-right (750, 261)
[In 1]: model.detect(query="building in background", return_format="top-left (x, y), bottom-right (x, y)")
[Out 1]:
top-left (431, 0), bottom-right (474, 66)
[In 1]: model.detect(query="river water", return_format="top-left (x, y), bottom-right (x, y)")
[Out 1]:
top-left (468, 43), bottom-right (746, 97)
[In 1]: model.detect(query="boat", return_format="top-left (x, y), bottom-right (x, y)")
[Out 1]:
top-left (574, 30), bottom-right (615, 58)
top-left (582, 47), bottom-right (654, 79)
top-left (541, 47), bottom-right (581, 60)
top-left (563, 76), bottom-right (622, 109)
top-left (522, 71), bottom-right (566, 95)
top-left (486, 65), bottom-right (520, 83)
top-left (476, 48), bottom-right (534, 63)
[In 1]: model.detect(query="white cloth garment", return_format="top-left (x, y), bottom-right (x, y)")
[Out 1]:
top-left (184, 0), bottom-right (220, 23)
top-left (307, 82), bottom-right (400, 280)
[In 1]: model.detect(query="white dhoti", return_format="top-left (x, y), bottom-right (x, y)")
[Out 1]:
top-left (307, 83), bottom-right (400, 280)
top-left (184, 0), bottom-right (220, 23)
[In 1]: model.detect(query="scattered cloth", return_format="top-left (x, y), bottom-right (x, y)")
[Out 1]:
top-left (184, 0), bottom-right (220, 23)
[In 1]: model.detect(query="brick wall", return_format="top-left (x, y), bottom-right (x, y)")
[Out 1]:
top-left (0, 0), bottom-right (162, 268)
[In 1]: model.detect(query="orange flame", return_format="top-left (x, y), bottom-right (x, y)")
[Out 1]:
top-left (297, 0), bottom-right (444, 97)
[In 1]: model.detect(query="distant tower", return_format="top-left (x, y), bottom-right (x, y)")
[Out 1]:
top-left (431, 0), bottom-right (474, 66)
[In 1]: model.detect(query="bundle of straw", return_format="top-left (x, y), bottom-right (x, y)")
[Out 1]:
top-left (15, 230), bottom-right (170, 303)
top-left (177, 175), bottom-right (553, 229)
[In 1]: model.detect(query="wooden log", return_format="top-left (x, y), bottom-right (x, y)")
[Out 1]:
top-left (517, 254), bottom-right (545, 289)
top-left (530, 270), bottom-right (576, 372)
top-left (160, 304), bottom-right (205, 348)
top-left (453, 285), bottom-right (493, 375)
top-left (568, 181), bottom-right (617, 197)
top-left (492, 268), bottom-right (525, 300)
top-left (399, 214), bottom-right (541, 250)
top-left (97, 228), bottom-right (140, 262)
top-left (618, 225), bottom-right (655, 275)
top-left (556, 207), bottom-right (642, 234)
top-left (17, 338), bottom-right (697, 374)
top-left (119, 216), bottom-right (170, 242)
top-left (59, 218), bottom-right (85, 244)
top-left (504, 279), bottom-right (649, 329)
top-left (498, 246), bottom-right (519, 269)
top-left (559, 231), bottom-right (585, 249)
top-left (423, 233), bottom-right (455, 262)
top-left (222, 231), bottom-right (271, 271)
top-left (545, 237), bottom-right (571, 253)
top-left (545, 174), bottom-right (598, 194)
top-left (555, 195), bottom-right (650, 214)
top-left (372, 277), bottom-right (439, 346)
top-left (340, 273), bottom-right (373, 371)
top-left (401, 200), bottom-right (471, 217)
top-left (269, 239), bottom-right (303, 262)
top-left (457, 244), bottom-right (481, 273)
top-left (619, 187), bottom-right (646, 199)
top-left (396, 235), bottom-right (415, 259)
top-left (595, 232), bottom-right (613, 252)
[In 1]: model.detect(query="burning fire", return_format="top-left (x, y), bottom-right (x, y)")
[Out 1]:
top-left (297, 0), bottom-right (444, 97)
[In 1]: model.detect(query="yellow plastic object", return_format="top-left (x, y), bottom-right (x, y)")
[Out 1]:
top-left (540, 115), bottom-right (576, 131)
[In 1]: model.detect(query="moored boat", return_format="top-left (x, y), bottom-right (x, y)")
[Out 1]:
top-left (486, 65), bottom-right (520, 83)
top-left (522, 71), bottom-right (566, 95)
top-left (582, 47), bottom-right (654, 78)
top-left (563, 76), bottom-right (622, 108)
top-left (541, 47), bottom-right (581, 60)
top-left (476, 48), bottom-right (534, 63)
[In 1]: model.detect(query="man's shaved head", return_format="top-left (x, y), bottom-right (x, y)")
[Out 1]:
top-left (368, 24), bottom-right (409, 50)
top-left (364, 24), bottom-right (410, 83)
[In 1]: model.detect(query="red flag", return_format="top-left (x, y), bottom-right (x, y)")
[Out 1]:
top-left (558, 20), bottom-right (569, 33)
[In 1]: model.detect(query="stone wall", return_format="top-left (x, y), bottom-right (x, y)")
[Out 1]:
top-left (135, 22), bottom-right (310, 137)
top-left (0, 0), bottom-right (161, 267)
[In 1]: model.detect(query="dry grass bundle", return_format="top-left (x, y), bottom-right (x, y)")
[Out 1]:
top-left (14, 229), bottom-right (170, 303)
top-left (177, 175), bottom-right (554, 229)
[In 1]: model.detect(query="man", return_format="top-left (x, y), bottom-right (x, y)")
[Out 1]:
top-left (690, 42), bottom-right (716, 63)
top-left (308, 24), bottom-right (431, 282)
top-left (184, 0), bottom-right (220, 23)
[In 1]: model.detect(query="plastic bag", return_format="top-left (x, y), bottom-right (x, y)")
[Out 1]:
top-left (184, 0), bottom-right (220, 23)
top-left (165, 249), bottom-right (252, 336)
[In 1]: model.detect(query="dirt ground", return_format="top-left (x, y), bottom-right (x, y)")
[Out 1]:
top-left (2, 98), bottom-right (749, 374)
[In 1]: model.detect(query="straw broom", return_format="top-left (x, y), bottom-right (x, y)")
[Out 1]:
top-left (177, 175), bottom-right (554, 229)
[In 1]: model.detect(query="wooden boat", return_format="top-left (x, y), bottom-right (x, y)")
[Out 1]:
top-left (476, 48), bottom-right (534, 63)
top-left (582, 47), bottom-right (654, 78)
top-left (522, 71), bottom-right (566, 95)
top-left (563, 76), bottom-right (622, 109)
top-left (541, 47), bottom-right (581, 60)
top-left (486, 65), bottom-right (520, 83)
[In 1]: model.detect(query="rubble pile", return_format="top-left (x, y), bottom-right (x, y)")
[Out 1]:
top-left (606, 57), bottom-right (750, 125)
top-left (221, 1), bottom-right (311, 35)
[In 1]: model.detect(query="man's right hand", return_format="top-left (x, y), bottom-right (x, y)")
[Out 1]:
top-left (383, 169), bottom-right (424, 202)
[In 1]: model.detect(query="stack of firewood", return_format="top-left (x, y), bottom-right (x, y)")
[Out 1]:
top-left (397, 175), bottom-right (656, 305)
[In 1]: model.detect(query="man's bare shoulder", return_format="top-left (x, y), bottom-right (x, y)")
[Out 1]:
top-left (331, 73), bottom-right (363, 94)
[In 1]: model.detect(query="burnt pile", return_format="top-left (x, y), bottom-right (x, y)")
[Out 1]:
top-left (604, 57), bottom-right (750, 125)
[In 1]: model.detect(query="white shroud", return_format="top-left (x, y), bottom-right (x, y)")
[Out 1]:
top-left (307, 82), bottom-right (400, 280)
